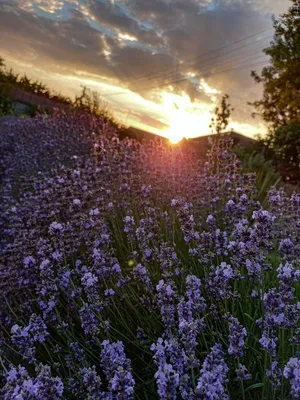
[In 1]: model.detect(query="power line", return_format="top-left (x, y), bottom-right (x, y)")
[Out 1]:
top-left (198, 59), bottom-right (269, 79)
top-left (105, 43), bottom-right (270, 99)
top-left (158, 59), bottom-right (269, 89)
top-left (104, 58), bottom-right (269, 102)
top-left (139, 42), bottom-right (271, 92)
top-left (104, 33), bottom-right (272, 99)
top-left (117, 27), bottom-right (273, 87)
top-left (143, 36), bottom-right (272, 89)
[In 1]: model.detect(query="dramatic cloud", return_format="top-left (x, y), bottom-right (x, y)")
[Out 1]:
top-left (0, 0), bottom-right (291, 137)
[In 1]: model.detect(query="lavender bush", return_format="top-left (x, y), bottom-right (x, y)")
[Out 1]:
top-left (0, 111), bottom-right (300, 399)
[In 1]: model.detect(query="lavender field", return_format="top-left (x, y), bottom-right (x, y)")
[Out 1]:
top-left (0, 111), bottom-right (300, 399)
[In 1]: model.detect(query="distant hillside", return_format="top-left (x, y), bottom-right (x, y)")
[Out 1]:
top-left (121, 126), bottom-right (256, 149)
top-left (190, 131), bottom-right (256, 146)
top-left (120, 126), bottom-right (169, 142)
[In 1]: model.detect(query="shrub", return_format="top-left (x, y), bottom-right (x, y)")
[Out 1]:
top-left (0, 112), bottom-right (299, 399)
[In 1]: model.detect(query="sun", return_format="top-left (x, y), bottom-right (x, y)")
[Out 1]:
top-left (162, 92), bottom-right (205, 143)
top-left (168, 127), bottom-right (184, 144)
top-left (166, 113), bottom-right (187, 144)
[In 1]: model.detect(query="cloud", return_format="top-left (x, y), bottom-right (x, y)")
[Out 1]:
top-left (0, 0), bottom-right (291, 136)
top-left (34, 0), bottom-right (64, 14)
top-left (86, 0), bottom-right (162, 47)
top-left (0, 2), bottom-right (115, 77)
top-left (87, 0), bottom-right (141, 34)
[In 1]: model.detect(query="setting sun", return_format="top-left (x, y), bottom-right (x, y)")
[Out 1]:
top-left (167, 123), bottom-right (185, 144)
top-left (161, 90), bottom-right (215, 142)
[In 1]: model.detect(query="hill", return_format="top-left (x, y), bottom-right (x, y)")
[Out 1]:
top-left (121, 126), bottom-right (256, 149)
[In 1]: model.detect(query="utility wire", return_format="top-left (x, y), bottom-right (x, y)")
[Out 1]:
top-left (105, 58), bottom-right (269, 100)
top-left (117, 27), bottom-right (273, 87)
top-left (105, 45), bottom-right (270, 99)
top-left (143, 35), bottom-right (272, 89)
top-left (105, 33), bottom-right (272, 98)
top-left (139, 42), bottom-right (271, 91)
top-left (156, 59), bottom-right (269, 89)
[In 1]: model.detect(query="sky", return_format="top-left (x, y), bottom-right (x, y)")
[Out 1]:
top-left (0, 0), bottom-right (291, 141)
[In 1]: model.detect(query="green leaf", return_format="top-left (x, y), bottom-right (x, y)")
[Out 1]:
top-left (244, 313), bottom-right (255, 322)
top-left (244, 383), bottom-right (264, 393)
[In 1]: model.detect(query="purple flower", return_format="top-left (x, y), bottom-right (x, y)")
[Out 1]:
top-left (2, 364), bottom-right (63, 399)
top-left (207, 262), bottom-right (234, 300)
top-left (82, 366), bottom-right (104, 399)
top-left (156, 279), bottom-right (177, 329)
top-left (124, 215), bottom-right (135, 241)
top-left (79, 304), bottom-right (99, 337)
top-left (206, 215), bottom-right (216, 228)
top-left (290, 329), bottom-right (300, 345)
top-left (24, 256), bottom-right (36, 267)
top-left (245, 259), bottom-right (261, 280)
top-left (259, 330), bottom-right (278, 357)
top-left (284, 357), bottom-right (300, 399)
top-left (69, 342), bottom-right (87, 366)
top-left (89, 208), bottom-right (100, 216)
top-left (196, 344), bottom-right (229, 400)
top-left (279, 238), bottom-right (295, 258)
top-left (261, 289), bottom-right (285, 328)
top-left (228, 316), bottom-right (247, 358)
top-left (151, 337), bottom-right (184, 399)
top-left (10, 314), bottom-right (48, 364)
top-left (277, 262), bottom-right (300, 306)
top-left (236, 364), bottom-right (251, 381)
top-left (100, 340), bottom-right (135, 399)
top-left (177, 299), bottom-right (201, 368)
top-left (104, 288), bottom-right (115, 297)
top-left (252, 210), bottom-right (275, 224)
top-left (81, 272), bottom-right (98, 288)
top-left (158, 243), bottom-right (182, 277)
top-left (225, 199), bottom-right (235, 213)
top-left (132, 263), bottom-right (153, 291)
top-left (185, 275), bottom-right (206, 313)
top-left (251, 209), bottom-right (275, 244)
top-left (154, 363), bottom-right (179, 400)
top-left (27, 314), bottom-right (48, 343)
top-left (48, 221), bottom-right (64, 235)
top-left (266, 361), bottom-right (282, 389)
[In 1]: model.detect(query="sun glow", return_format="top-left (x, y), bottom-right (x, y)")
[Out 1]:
top-left (162, 91), bottom-right (213, 143)
top-left (168, 127), bottom-right (184, 144)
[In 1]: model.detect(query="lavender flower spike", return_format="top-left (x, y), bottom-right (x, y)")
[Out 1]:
top-left (196, 344), bottom-right (229, 400)
top-left (228, 316), bottom-right (247, 358)
top-left (100, 340), bottom-right (135, 399)
top-left (284, 357), bottom-right (300, 399)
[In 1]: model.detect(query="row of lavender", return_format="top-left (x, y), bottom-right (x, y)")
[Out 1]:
top-left (0, 112), bottom-right (300, 399)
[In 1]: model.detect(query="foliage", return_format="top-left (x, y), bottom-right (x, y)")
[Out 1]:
top-left (73, 85), bottom-right (105, 115)
top-left (262, 123), bottom-right (300, 182)
top-left (209, 93), bottom-right (234, 135)
top-left (234, 146), bottom-right (281, 205)
top-left (0, 111), bottom-right (300, 399)
top-left (73, 85), bottom-right (124, 130)
top-left (0, 56), bottom-right (125, 129)
top-left (24, 104), bottom-right (39, 118)
top-left (249, 0), bottom-right (300, 130)
top-left (0, 93), bottom-right (15, 116)
top-left (0, 82), bottom-right (15, 116)
top-left (0, 56), bottom-right (72, 104)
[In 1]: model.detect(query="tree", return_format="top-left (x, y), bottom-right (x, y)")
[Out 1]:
top-left (249, 0), bottom-right (300, 130)
top-left (0, 93), bottom-right (15, 116)
top-left (209, 93), bottom-right (234, 135)
top-left (0, 56), bottom-right (6, 81)
top-left (74, 85), bottom-right (111, 118)
top-left (262, 123), bottom-right (300, 181)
